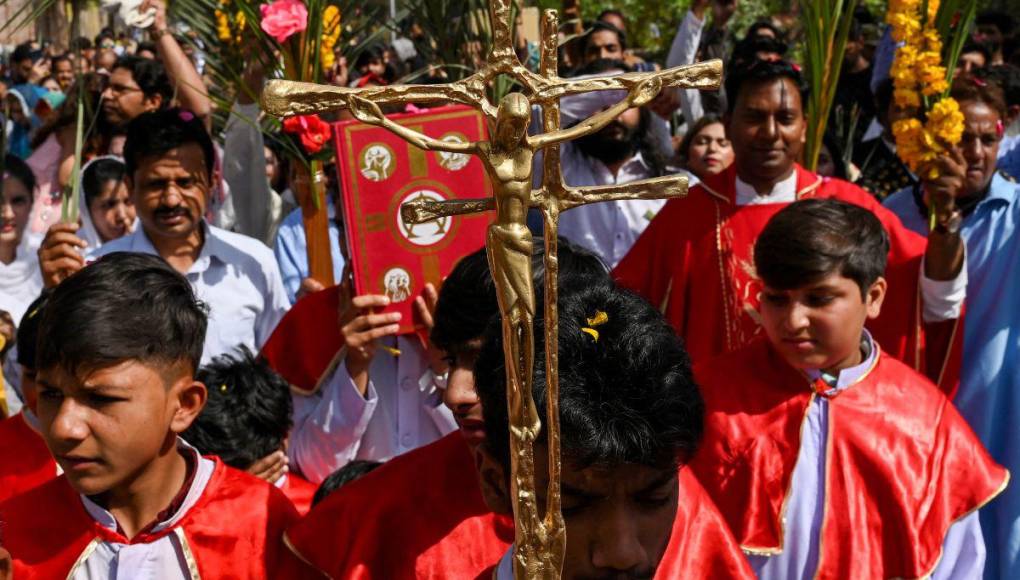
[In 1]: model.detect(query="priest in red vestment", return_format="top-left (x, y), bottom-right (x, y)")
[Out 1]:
top-left (691, 200), bottom-right (1006, 579)
top-left (613, 58), bottom-right (966, 395)
top-left (286, 244), bottom-right (752, 578)
top-left (0, 292), bottom-right (57, 504)
top-left (0, 254), bottom-right (302, 578)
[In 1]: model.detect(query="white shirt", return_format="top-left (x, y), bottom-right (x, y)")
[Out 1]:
top-left (73, 442), bottom-right (215, 580)
top-left (734, 172), bottom-right (966, 322)
top-left (666, 10), bottom-right (707, 126)
top-left (91, 222), bottom-right (290, 363)
top-left (288, 335), bottom-right (457, 484)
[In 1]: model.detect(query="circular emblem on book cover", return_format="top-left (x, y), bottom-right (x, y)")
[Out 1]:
top-left (382, 267), bottom-right (413, 303)
top-left (360, 143), bottom-right (396, 181)
top-left (396, 189), bottom-right (452, 247)
top-left (435, 133), bottom-right (471, 171)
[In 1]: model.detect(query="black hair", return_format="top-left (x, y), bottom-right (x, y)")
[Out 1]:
top-left (3, 154), bottom-right (36, 193)
top-left (431, 237), bottom-right (608, 353)
top-left (961, 41), bottom-right (993, 67)
top-left (678, 113), bottom-right (726, 166)
top-left (475, 282), bottom-right (703, 471)
top-left (724, 56), bottom-right (806, 116)
top-left (15, 290), bottom-right (52, 369)
top-left (584, 20), bottom-right (627, 52)
top-left (353, 44), bottom-right (386, 72)
top-left (755, 198), bottom-right (889, 298)
top-left (312, 460), bottom-right (383, 506)
top-left (976, 64), bottom-right (1020, 108)
top-left (123, 108), bottom-right (215, 181)
top-left (185, 346), bottom-right (292, 469)
top-left (746, 20), bottom-right (783, 41)
top-left (951, 73), bottom-right (1008, 121)
top-left (596, 9), bottom-right (626, 24)
top-left (82, 157), bottom-right (126, 208)
top-left (36, 252), bottom-right (208, 376)
top-left (11, 42), bottom-right (36, 65)
top-left (820, 131), bottom-right (849, 180)
top-left (51, 53), bottom-right (72, 67)
top-left (70, 37), bottom-right (93, 51)
top-left (135, 42), bottom-right (158, 57)
top-left (111, 55), bottom-right (173, 107)
top-left (976, 10), bottom-right (1015, 37)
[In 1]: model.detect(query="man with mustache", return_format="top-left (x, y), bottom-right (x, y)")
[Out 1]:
top-left (539, 59), bottom-right (674, 268)
top-left (37, 108), bottom-right (289, 364)
top-left (614, 57), bottom-right (968, 394)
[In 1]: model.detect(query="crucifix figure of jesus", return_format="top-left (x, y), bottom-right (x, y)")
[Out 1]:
top-left (262, 2), bottom-right (720, 576)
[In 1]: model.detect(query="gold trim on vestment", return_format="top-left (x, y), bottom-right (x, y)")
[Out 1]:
top-left (283, 531), bottom-right (331, 579)
top-left (65, 538), bottom-right (101, 580)
top-left (174, 528), bottom-right (202, 579)
top-left (796, 175), bottom-right (823, 199)
top-left (713, 200), bottom-right (734, 352)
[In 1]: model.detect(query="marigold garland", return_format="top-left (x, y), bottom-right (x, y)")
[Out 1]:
top-left (887, 0), bottom-right (964, 178)
top-left (320, 6), bottom-right (342, 70)
top-left (215, 0), bottom-right (246, 45)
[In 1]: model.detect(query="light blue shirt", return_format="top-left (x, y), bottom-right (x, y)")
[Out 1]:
top-left (997, 135), bottom-right (1020, 180)
top-left (273, 199), bottom-right (345, 304)
top-left (749, 330), bottom-right (985, 579)
top-left (91, 222), bottom-right (290, 364)
top-left (885, 172), bottom-right (1020, 579)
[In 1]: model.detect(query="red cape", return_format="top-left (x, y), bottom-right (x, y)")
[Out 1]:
top-left (286, 431), bottom-right (753, 579)
top-left (0, 458), bottom-right (301, 578)
top-left (280, 473), bottom-right (318, 516)
top-left (691, 337), bottom-right (1008, 579)
top-left (613, 164), bottom-right (962, 395)
top-left (260, 286), bottom-right (345, 394)
top-left (0, 412), bottom-right (57, 504)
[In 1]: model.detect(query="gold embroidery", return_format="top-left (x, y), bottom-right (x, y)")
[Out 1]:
top-left (714, 201), bottom-right (734, 352)
top-left (174, 528), bottom-right (202, 579)
top-left (65, 538), bottom-right (101, 580)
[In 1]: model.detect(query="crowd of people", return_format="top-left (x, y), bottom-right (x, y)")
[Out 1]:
top-left (2, 0), bottom-right (1020, 578)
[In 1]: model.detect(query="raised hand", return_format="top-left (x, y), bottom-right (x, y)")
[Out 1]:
top-left (37, 222), bottom-right (86, 288)
top-left (340, 294), bottom-right (402, 396)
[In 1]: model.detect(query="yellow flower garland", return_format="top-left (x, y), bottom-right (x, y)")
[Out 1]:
top-left (887, 0), bottom-right (964, 178)
top-left (320, 6), bottom-right (342, 70)
top-left (215, 0), bottom-right (246, 46)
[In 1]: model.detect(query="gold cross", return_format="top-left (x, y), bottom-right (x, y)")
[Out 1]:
top-left (262, 3), bottom-right (719, 577)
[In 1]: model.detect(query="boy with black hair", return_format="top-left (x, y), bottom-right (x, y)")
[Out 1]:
top-left (615, 56), bottom-right (968, 395)
top-left (474, 280), bottom-right (750, 578)
top-left (0, 252), bottom-right (300, 578)
top-left (184, 346), bottom-right (318, 514)
top-left (310, 460), bottom-right (382, 507)
top-left (691, 199), bottom-right (1007, 579)
top-left (0, 291), bottom-right (58, 504)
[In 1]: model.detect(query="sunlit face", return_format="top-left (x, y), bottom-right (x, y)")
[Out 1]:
top-left (102, 67), bottom-right (162, 127)
top-left (264, 145), bottom-right (279, 186)
top-left (958, 100), bottom-right (1002, 198)
top-left (685, 121), bottom-right (733, 178)
top-left (727, 77), bottom-right (806, 186)
top-left (41, 77), bottom-right (61, 93)
top-left (88, 178), bottom-right (136, 243)
top-left (536, 445), bottom-right (678, 579)
top-left (0, 174), bottom-right (32, 250)
top-left (759, 273), bottom-right (885, 373)
top-left (14, 58), bottom-right (32, 84)
top-left (36, 360), bottom-right (201, 496)
top-left (584, 30), bottom-right (624, 64)
top-left (128, 143), bottom-right (210, 242)
top-left (54, 58), bottom-right (74, 90)
top-left (957, 51), bottom-right (987, 75)
top-left (440, 339), bottom-right (485, 449)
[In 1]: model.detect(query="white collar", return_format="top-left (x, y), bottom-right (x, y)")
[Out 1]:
top-left (734, 170), bottom-right (798, 206)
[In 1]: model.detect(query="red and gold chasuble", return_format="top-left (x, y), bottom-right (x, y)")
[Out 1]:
top-left (613, 164), bottom-right (961, 395)
top-left (0, 458), bottom-right (300, 578)
top-left (691, 337), bottom-right (1008, 579)
top-left (0, 412), bottom-right (57, 504)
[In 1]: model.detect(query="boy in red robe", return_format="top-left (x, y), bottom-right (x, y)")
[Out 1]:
top-left (184, 346), bottom-right (318, 515)
top-left (613, 58), bottom-right (966, 393)
top-left (691, 199), bottom-right (1008, 578)
top-left (0, 291), bottom-right (58, 504)
top-left (286, 241), bottom-right (752, 578)
top-left (0, 253), bottom-right (301, 578)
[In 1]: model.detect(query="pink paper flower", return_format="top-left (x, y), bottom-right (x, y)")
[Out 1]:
top-left (260, 0), bottom-right (308, 44)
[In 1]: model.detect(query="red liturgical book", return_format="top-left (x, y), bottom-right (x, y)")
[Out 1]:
top-left (333, 105), bottom-right (493, 334)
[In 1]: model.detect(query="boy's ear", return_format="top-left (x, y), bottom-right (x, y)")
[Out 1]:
top-left (170, 379), bottom-right (207, 435)
top-left (865, 276), bottom-right (887, 320)
top-left (0, 546), bottom-right (12, 580)
top-left (473, 443), bottom-right (513, 515)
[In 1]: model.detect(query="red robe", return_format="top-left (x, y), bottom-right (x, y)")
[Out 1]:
top-left (691, 337), bottom-right (1008, 579)
top-left (261, 286), bottom-right (345, 394)
top-left (613, 164), bottom-right (961, 395)
top-left (286, 431), bottom-right (754, 579)
top-left (0, 412), bottom-right (57, 504)
top-left (280, 473), bottom-right (318, 515)
top-left (0, 458), bottom-right (301, 578)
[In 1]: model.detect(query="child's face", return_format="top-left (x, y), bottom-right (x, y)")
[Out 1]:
top-left (88, 179), bottom-right (136, 243)
top-left (759, 272), bottom-right (886, 373)
top-left (36, 360), bottom-right (205, 496)
top-left (440, 339), bottom-right (485, 449)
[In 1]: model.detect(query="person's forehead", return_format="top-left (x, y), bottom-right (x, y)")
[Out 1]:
top-left (589, 30), bottom-right (621, 46)
top-left (137, 145), bottom-right (208, 174)
top-left (736, 77), bottom-right (802, 110)
top-left (560, 460), bottom-right (676, 495)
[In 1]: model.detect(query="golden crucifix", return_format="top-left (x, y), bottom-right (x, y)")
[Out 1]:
top-left (262, 3), bottom-right (720, 577)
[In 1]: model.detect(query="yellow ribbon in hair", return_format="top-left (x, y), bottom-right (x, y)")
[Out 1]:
top-left (581, 310), bottom-right (609, 342)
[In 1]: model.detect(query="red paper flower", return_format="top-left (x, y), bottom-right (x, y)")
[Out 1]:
top-left (283, 114), bottom-right (331, 155)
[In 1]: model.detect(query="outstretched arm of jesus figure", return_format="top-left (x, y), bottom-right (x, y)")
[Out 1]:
top-left (528, 76), bottom-right (663, 150)
top-left (347, 96), bottom-right (479, 154)
top-left (560, 174), bottom-right (688, 211)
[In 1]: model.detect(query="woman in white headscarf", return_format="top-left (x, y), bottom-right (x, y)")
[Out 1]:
top-left (77, 156), bottom-right (136, 250)
top-left (0, 155), bottom-right (43, 326)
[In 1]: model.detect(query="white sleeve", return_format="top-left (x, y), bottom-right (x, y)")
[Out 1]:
top-left (254, 258), bottom-right (291, 349)
top-left (223, 102), bottom-right (276, 245)
top-left (287, 360), bottom-right (380, 484)
top-left (920, 252), bottom-right (968, 322)
top-left (666, 10), bottom-right (706, 125)
top-left (931, 511), bottom-right (986, 579)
